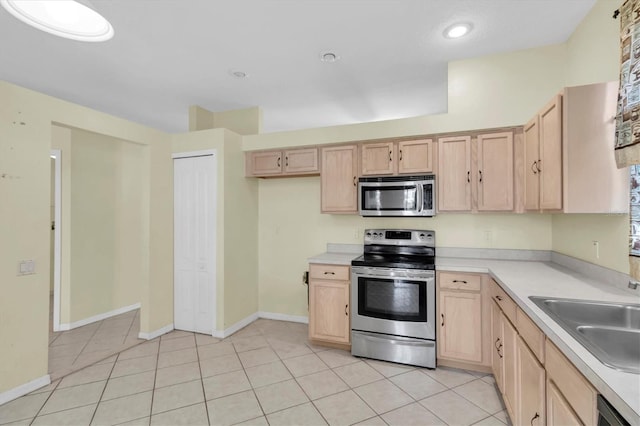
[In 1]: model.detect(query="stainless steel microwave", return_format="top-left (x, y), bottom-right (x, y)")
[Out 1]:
top-left (358, 175), bottom-right (436, 217)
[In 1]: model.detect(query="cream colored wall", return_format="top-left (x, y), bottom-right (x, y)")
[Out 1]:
top-left (222, 129), bottom-right (259, 328)
top-left (552, 214), bottom-right (629, 273)
top-left (171, 129), bottom-right (259, 331)
top-left (258, 177), bottom-right (552, 316)
top-left (189, 105), bottom-right (262, 135)
top-left (0, 81), bottom-right (171, 395)
top-left (551, 0), bottom-right (629, 274)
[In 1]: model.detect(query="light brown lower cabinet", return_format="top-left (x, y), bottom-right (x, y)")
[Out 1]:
top-left (438, 290), bottom-right (482, 362)
top-left (517, 336), bottom-right (545, 426)
top-left (547, 381), bottom-right (582, 426)
top-left (502, 310), bottom-right (518, 420)
top-left (308, 264), bottom-right (350, 346)
top-left (489, 277), bottom-right (599, 426)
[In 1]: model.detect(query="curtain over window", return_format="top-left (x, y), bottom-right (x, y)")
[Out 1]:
top-left (616, 0), bottom-right (640, 281)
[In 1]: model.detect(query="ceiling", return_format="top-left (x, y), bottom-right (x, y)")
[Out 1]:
top-left (0, 0), bottom-right (597, 134)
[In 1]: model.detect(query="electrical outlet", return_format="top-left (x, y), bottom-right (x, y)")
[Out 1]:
top-left (483, 230), bottom-right (492, 244)
top-left (354, 229), bottom-right (359, 239)
top-left (593, 241), bottom-right (600, 259)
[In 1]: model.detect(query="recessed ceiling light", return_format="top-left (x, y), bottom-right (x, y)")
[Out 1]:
top-left (444, 22), bottom-right (472, 39)
top-left (320, 52), bottom-right (340, 63)
top-left (230, 70), bottom-right (248, 78)
top-left (0, 0), bottom-right (114, 42)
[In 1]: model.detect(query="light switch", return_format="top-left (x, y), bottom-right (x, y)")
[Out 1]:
top-left (17, 260), bottom-right (35, 275)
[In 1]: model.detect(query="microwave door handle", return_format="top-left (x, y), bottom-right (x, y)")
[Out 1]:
top-left (417, 184), bottom-right (424, 213)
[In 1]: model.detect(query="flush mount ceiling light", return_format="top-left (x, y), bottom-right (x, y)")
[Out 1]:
top-left (0, 0), bottom-right (114, 42)
top-left (230, 70), bottom-right (248, 79)
top-left (443, 22), bottom-right (473, 39)
top-left (320, 52), bottom-right (340, 63)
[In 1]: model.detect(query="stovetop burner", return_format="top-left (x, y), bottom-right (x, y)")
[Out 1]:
top-left (351, 229), bottom-right (436, 270)
top-left (351, 254), bottom-right (435, 270)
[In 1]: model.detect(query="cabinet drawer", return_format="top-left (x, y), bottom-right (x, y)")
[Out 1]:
top-left (310, 264), bottom-right (350, 281)
top-left (516, 307), bottom-right (545, 364)
top-left (439, 272), bottom-right (481, 291)
top-left (490, 280), bottom-right (517, 324)
top-left (546, 340), bottom-right (597, 426)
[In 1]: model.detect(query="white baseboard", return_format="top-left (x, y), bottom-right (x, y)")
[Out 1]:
top-left (138, 323), bottom-right (174, 340)
top-left (0, 374), bottom-right (51, 406)
top-left (59, 302), bottom-right (141, 331)
top-left (259, 311), bottom-right (309, 324)
top-left (209, 311), bottom-right (309, 339)
top-left (212, 313), bottom-right (259, 338)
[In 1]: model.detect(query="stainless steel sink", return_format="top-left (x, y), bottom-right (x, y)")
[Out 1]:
top-left (529, 297), bottom-right (640, 374)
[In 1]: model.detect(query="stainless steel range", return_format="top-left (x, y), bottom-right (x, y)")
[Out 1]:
top-left (351, 229), bottom-right (436, 368)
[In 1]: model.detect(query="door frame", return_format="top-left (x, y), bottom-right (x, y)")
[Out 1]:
top-left (50, 149), bottom-right (62, 332)
top-left (172, 149), bottom-right (217, 334)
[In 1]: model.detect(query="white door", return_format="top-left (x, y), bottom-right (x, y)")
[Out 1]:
top-left (173, 153), bottom-right (216, 334)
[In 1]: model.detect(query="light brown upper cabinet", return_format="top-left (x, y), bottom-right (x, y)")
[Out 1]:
top-left (246, 147), bottom-right (319, 177)
top-left (398, 139), bottom-right (434, 174)
top-left (477, 132), bottom-right (514, 211)
top-left (361, 141), bottom-right (395, 175)
top-left (524, 95), bottom-right (563, 211)
top-left (321, 145), bottom-right (358, 213)
top-left (438, 135), bottom-right (472, 211)
top-left (361, 139), bottom-right (434, 176)
top-left (522, 81), bottom-right (628, 213)
top-left (438, 132), bottom-right (514, 212)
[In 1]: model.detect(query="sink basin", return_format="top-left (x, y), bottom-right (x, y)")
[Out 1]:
top-left (529, 296), bottom-right (640, 374)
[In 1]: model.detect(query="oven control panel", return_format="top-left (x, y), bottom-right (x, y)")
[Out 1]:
top-left (364, 229), bottom-right (435, 246)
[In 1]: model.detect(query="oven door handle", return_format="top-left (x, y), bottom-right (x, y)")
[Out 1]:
top-left (353, 272), bottom-right (434, 282)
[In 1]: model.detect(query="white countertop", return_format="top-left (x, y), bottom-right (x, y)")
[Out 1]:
top-left (437, 257), bottom-right (640, 424)
top-left (307, 248), bottom-right (640, 422)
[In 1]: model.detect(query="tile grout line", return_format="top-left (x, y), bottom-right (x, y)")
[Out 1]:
top-left (88, 351), bottom-right (120, 425)
top-left (27, 379), bottom-right (62, 425)
top-left (146, 333), bottom-right (163, 425)
top-left (193, 332), bottom-right (213, 425)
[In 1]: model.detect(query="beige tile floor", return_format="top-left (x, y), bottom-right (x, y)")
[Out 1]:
top-left (48, 296), bottom-right (143, 381)
top-left (3, 319), bottom-right (510, 426)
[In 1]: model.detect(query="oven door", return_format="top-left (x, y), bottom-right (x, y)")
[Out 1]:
top-left (351, 266), bottom-right (436, 340)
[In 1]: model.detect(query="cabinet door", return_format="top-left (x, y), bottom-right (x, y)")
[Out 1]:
top-left (321, 145), bottom-right (358, 213)
top-left (438, 136), bottom-right (472, 211)
top-left (439, 291), bottom-right (482, 362)
top-left (491, 301), bottom-right (504, 393)
top-left (308, 280), bottom-right (350, 344)
top-left (477, 132), bottom-right (514, 211)
top-left (398, 139), bottom-right (433, 174)
top-left (361, 142), bottom-right (395, 175)
top-left (524, 116), bottom-right (540, 210)
top-left (539, 95), bottom-right (563, 210)
top-left (284, 148), bottom-right (318, 174)
top-left (517, 336), bottom-right (545, 426)
top-left (547, 381), bottom-right (583, 426)
top-left (503, 313), bottom-right (517, 421)
top-left (249, 151), bottom-right (282, 176)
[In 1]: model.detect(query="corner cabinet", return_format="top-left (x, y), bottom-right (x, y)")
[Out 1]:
top-left (308, 263), bottom-right (351, 347)
top-left (321, 145), bottom-right (359, 214)
top-left (522, 82), bottom-right (628, 213)
top-left (436, 272), bottom-right (492, 371)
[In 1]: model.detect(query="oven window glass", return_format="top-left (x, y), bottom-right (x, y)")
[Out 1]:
top-left (361, 185), bottom-right (417, 211)
top-left (357, 277), bottom-right (427, 322)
